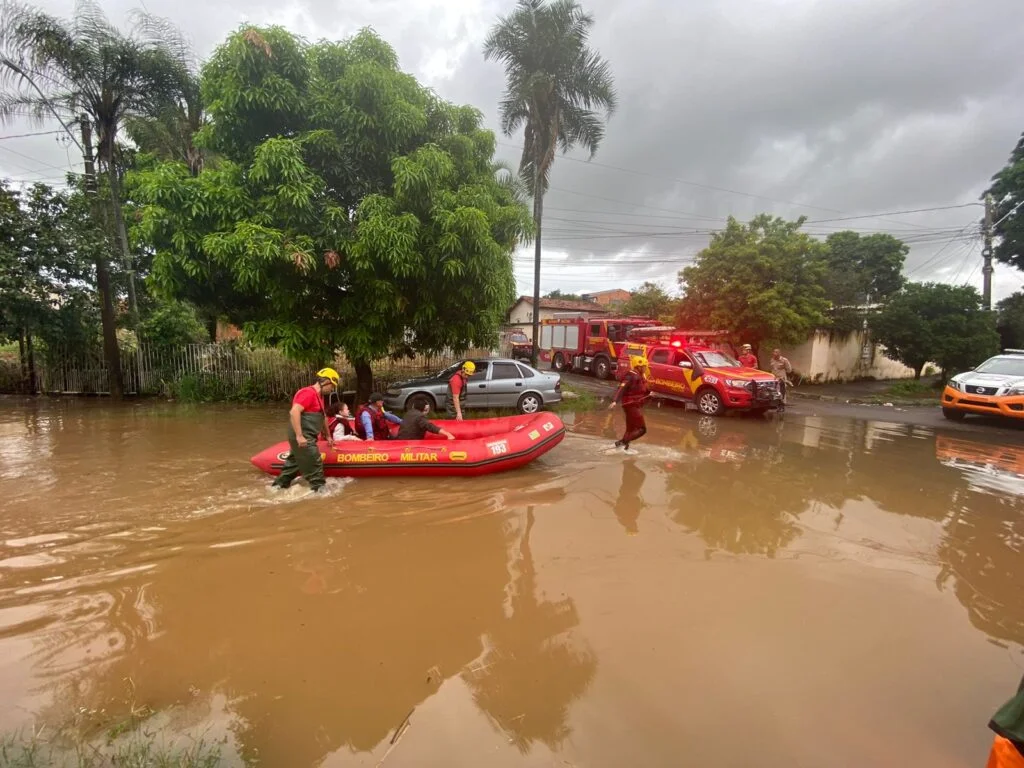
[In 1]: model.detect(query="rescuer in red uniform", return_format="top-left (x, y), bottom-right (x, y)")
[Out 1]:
top-left (610, 356), bottom-right (651, 450)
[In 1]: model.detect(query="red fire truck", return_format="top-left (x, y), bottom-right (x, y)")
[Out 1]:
top-left (538, 315), bottom-right (660, 379)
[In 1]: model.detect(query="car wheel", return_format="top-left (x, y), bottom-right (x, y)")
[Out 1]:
top-left (408, 392), bottom-right (436, 412)
top-left (552, 353), bottom-right (566, 372)
top-left (517, 392), bottom-right (543, 414)
top-left (942, 407), bottom-right (965, 421)
top-left (594, 356), bottom-right (611, 380)
top-left (696, 387), bottom-right (725, 416)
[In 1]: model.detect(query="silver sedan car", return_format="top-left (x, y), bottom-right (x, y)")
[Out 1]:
top-left (383, 359), bottom-right (562, 414)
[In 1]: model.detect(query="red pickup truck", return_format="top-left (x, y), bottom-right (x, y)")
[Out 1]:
top-left (617, 340), bottom-right (782, 416)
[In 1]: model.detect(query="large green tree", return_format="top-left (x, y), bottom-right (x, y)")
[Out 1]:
top-left (621, 281), bottom-right (677, 321)
top-left (484, 0), bottom-right (616, 365)
top-left (984, 132), bottom-right (1024, 271)
top-left (822, 230), bottom-right (907, 331)
top-left (872, 282), bottom-right (999, 378)
top-left (676, 215), bottom-right (830, 352)
top-left (995, 291), bottom-right (1024, 351)
top-left (0, 0), bottom-right (188, 395)
top-left (0, 181), bottom-right (104, 390)
top-left (133, 26), bottom-right (531, 399)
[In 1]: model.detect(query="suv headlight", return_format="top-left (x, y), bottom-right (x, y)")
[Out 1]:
top-left (1007, 385), bottom-right (1024, 396)
top-left (725, 379), bottom-right (752, 390)
top-left (946, 380), bottom-right (961, 391)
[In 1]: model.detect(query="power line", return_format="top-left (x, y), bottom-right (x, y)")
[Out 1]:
top-left (0, 129), bottom-right (66, 141)
top-left (806, 203), bottom-right (982, 224)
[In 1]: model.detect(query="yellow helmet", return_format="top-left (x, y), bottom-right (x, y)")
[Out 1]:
top-left (461, 361), bottom-right (476, 375)
top-left (630, 356), bottom-right (649, 371)
top-left (316, 367), bottom-right (340, 386)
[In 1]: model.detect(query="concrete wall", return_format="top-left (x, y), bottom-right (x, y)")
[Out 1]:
top-left (775, 330), bottom-right (918, 382)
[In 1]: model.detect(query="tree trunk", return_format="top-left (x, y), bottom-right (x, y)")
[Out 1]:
top-left (353, 360), bottom-right (373, 406)
top-left (206, 315), bottom-right (219, 342)
top-left (530, 161), bottom-right (544, 368)
top-left (25, 331), bottom-right (36, 394)
top-left (914, 364), bottom-right (923, 380)
top-left (104, 157), bottom-right (139, 330)
top-left (80, 116), bottom-right (123, 399)
top-left (18, 330), bottom-right (27, 393)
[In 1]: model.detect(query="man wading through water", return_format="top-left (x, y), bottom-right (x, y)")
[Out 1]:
top-left (609, 356), bottom-right (651, 450)
top-left (272, 368), bottom-right (341, 492)
top-left (447, 361), bottom-right (476, 420)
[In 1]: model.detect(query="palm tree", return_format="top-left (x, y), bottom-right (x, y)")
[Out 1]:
top-left (484, 0), bottom-right (616, 365)
top-left (0, 0), bottom-right (186, 396)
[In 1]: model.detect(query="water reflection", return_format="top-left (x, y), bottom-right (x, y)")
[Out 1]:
top-left (614, 461), bottom-right (646, 534)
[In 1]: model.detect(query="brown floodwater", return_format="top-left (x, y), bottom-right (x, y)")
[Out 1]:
top-left (0, 397), bottom-right (1022, 766)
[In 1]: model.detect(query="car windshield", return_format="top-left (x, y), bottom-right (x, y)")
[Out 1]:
top-left (694, 351), bottom-right (739, 368)
top-left (974, 356), bottom-right (1024, 376)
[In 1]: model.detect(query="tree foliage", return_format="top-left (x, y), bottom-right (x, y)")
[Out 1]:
top-left (132, 26), bottom-right (532, 396)
top-left (676, 215), bottom-right (830, 351)
top-left (822, 230), bottom-right (907, 331)
top-left (621, 281), bottom-right (677, 321)
top-left (872, 282), bottom-right (999, 378)
top-left (543, 289), bottom-right (583, 301)
top-left (996, 291), bottom-right (1024, 351)
top-left (984, 132), bottom-right (1024, 271)
top-left (139, 299), bottom-right (209, 347)
top-left (0, 181), bottom-right (105, 387)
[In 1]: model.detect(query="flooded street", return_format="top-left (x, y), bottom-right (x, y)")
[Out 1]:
top-left (0, 398), bottom-right (1022, 767)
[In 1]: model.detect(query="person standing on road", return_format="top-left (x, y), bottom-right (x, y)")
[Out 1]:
top-left (738, 344), bottom-right (758, 369)
top-left (770, 349), bottom-right (793, 407)
top-left (272, 367), bottom-right (340, 492)
top-left (447, 361), bottom-right (476, 421)
top-left (609, 356), bottom-right (651, 451)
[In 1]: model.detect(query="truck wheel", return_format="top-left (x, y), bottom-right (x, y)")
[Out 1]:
top-left (696, 387), bottom-right (725, 416)
top-left (594, 356), bottom-right (611, 380)
top-left (408, 392), bottom-right (436, 412)
top-left (942, 407), bottom-right (965, 421)
top-left (552, 353), bottom-right (567, 372)
top-left (517, 392), bottom-right (543, 414)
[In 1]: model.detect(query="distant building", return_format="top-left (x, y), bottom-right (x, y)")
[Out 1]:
top-left (505, 295), bottom-right (610, 341)
top-left (581, 289), bottom-right (631, 308)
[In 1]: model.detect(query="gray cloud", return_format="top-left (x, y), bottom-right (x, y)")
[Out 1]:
top-left (4, 0), bottom-right (1023, 300)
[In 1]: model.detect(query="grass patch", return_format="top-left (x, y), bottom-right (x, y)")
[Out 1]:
top-left (554, 384), bottom-right (600, 412)
top-left (884, 380), bottom-right (942, 399)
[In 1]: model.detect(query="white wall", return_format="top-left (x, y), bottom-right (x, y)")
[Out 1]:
top-left (776, 330), bottom-right (919, 382)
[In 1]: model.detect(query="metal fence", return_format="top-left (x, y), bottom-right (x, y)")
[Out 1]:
top-left (3, 342), bottom-right (503, 399)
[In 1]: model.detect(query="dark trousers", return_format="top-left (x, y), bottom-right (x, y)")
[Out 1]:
top-left (621, 404), bottom-right (647, 445)
top-left (273, 414), bottom-right (325, 490)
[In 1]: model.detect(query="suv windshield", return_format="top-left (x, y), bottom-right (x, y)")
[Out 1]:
top-left (974, 356), bottom-right (1024, 376)
top-left (694, 351), bottom-right (739, 368)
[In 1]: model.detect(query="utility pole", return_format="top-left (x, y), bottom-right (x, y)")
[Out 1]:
top-left (983, 193), bottom-right (994, 311)
top-left (81, 114), bottom-right (123, 399)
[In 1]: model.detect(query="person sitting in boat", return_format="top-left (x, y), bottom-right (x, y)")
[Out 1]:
top-left (447, 361), bottom-right (475, 421)
top-left (271, 367), bottom-right (341, 492)
top-left (325, 400), bottom-right (360, 441)
top-left (397, 402), bottom-right (456, 441)
top-left (355, 393), bottom-right (403, 440)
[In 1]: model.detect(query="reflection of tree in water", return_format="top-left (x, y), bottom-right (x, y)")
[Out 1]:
top-left (614, 460), bottom-right (646, 534)
top-left (666, 427), bottom-right (855, 556)
top-left (937, 492), bottom-right (1024, 647)
top-left (463, 506), bottom-right (597, 754)
top-left (24, 487), bottom-right (596, 764)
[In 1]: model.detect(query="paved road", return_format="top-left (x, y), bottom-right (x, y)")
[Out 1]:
top-left (561, 372), bottom-right (1024, 443)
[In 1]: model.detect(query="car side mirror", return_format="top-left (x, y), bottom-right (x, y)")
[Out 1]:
top-left (679, 361), bottom-right (692, 369)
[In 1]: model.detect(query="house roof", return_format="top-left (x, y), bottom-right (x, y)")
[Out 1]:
top-left (511, 295), bottom-right (612, 313)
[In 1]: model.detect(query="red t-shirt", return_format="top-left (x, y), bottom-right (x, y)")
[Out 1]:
top-left (292, 386), bottom-right (324, 413)
top-left (739, 353), bottom-right (758, 368)
top-left (449, 373), bottom-right (465, 396)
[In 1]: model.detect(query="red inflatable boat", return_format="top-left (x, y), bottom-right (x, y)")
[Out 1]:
top-left (251, 412), bottom-right (566, 478)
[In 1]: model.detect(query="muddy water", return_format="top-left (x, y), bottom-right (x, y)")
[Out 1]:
top-left (0, 398), bottom-right (1021, 766)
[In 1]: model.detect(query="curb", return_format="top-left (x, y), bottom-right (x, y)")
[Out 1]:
top-left (790, 391), bottom-right (939, 408)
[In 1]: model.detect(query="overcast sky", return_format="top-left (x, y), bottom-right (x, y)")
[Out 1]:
top-left (3, 0), bottom-right (1024, 302)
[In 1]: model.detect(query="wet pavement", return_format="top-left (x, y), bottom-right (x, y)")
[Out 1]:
top-left (0, 396), bottom-right (1022, 766)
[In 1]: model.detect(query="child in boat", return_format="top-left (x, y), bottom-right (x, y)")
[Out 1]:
top-left (325, 400), bottom-right (361, 441)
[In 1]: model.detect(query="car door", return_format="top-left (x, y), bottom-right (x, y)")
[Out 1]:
top-left (647, 347), bottom-right (688, 399)
top-left (464, 360), bottom-right (490, 409)
top-left (485, 361), bottom-right (525, 408)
